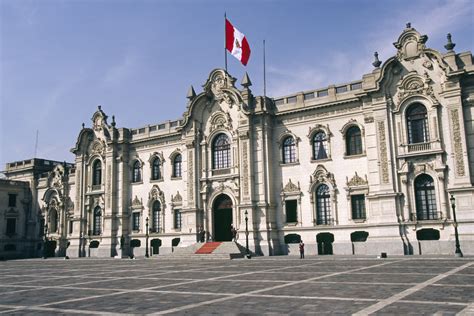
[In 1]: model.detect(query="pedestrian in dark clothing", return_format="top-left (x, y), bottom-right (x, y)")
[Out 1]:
top-left (299, 241), bottom-right (305, 259)
top-left (231, 225), bottom-right (237, 242)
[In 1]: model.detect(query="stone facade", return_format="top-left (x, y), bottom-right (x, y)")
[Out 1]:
top-left (4, 25), bottom-right (474, 258)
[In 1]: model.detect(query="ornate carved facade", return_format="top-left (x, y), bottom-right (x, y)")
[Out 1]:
top-left (3, 25), bottom-right (474, 258)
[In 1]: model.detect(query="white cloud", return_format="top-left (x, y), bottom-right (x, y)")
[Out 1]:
top-left (268, 0), bottom-right (472, 98)
top-left (102, 54), bottom-right (138, 87)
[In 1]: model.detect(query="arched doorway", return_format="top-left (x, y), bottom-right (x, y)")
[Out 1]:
top-left (316, 232), bottom-right (334, 255)
top-left (213, 194), bottom-right (233, 242)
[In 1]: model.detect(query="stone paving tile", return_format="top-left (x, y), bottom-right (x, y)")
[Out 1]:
top-left (459, 267), bottom-right (474, 275)
top-left (158, 271), bottom-right (238, 280)
top-left (376, 302), bottom-right (466, 315)
top-left (360, 266), bottom-right (450, 274)
top-left (219, 271), bottom-right (328, 282)
top-left (2, 309), bottom-right (76, 315)
top-left (0, 288), bottom-right (114, 306)
top-left (68, 277), bottom-right (181, 290)
top-left (48, 291), bottom-right (224, 314)
top-left (265, 282), bottom-right (411, 300)
top-left (152, 279), bottom-right (290, 294)
top-left (435, 274), bottom-right (474, 285)
top-left (167, 295), bottom-right (374, 315)
top-left (14, 277), bottom-right (110, 287)
top-left (0, 276), bottom-right (43, 284)
top-left (403, 285), bottom-right (474, 304)
top-left (322, 272), bottom-right (434, 284)
top-left (0, 286), bottom-right (37, 294)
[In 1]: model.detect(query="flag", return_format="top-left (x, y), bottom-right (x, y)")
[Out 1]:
top-left (225, 18), bottom-right (251, 66)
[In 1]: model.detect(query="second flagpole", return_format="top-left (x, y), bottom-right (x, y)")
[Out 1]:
top-left (224, 12), bottom-right (228, 72)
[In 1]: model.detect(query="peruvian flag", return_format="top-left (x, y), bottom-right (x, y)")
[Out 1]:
top-left (226, 18), bottom-right (251, 66)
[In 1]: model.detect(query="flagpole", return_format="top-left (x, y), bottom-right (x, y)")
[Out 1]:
top-left (263, 39), bottom-right (266, 104)
top-left (224, 12), bottom-right (228, 72)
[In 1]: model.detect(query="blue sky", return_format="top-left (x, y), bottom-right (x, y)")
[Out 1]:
top-left (1, 0), bottom-right (472, 169)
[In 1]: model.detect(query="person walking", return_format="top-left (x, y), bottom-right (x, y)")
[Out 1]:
top-left (231, 225), bottom-right (237, 242)
top-left (299, 240), bottom-right (305, 259)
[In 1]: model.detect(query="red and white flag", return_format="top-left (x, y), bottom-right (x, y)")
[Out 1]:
top-left (225, 18), bottom-right (251, 66)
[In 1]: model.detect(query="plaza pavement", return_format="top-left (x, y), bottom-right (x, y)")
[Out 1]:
top-left (0, 256), bottom-right (472, 315)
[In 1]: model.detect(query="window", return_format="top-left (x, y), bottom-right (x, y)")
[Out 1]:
top-left (285, 200), bottom-right (297, 223)
top-left (49, 209), bottom-right (58, 233)
top-left (8, 194), bottom-right (16, 207)
top-left (132, 161), bottom-right (142, 183)
top-left (174, 209), bottom-right (182, 230)
top-left (212, 134), bottom-right (231, 169)
top-left (346, 126), bottom-right (362, 156)
top-left (351, 195), bottom-right (366, 220)
top-left (152, 201), bottom-right (161, 233)
top-left (68, 220), bottom-right (73, 234)
top-left (316, 184), bottom-right (331, 225)
top-left (93, 206), bottom-right (102, 235)
top-left (132, 212), bottom-right (140, 231)
top-left (282, 136), bottom-right (296, 163)
top-left (92, 160), bottom-right (102, 185)
top-left (407, 103), bottom-right (429, 144)
top-left (151, 158), bottom-right (161, 180)
top-left (313, 131), bottom-right (328, 160)
top-left (173, 154), bottom-right (182, 178)
top-left (6, 218), bottom-right (16, 236)
top-left (415, 174), bottom-right (437, 220)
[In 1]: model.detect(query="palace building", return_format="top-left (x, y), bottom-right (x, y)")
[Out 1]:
top-left (2, 25), bottom-right (474, 259)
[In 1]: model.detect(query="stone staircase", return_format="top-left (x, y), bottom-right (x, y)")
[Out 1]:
top-left (158, 241), bottom-right (247, 260)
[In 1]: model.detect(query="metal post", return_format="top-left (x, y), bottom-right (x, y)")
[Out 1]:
top-left (244, 210), bottom-right (251, 259)
top-left (145, 217), bottom-right (149, 258)
top-left (450, 195), bottom-right (463, 257)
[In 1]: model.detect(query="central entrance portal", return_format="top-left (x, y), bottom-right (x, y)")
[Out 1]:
top-left (213, 194), bottom-right (233, 242)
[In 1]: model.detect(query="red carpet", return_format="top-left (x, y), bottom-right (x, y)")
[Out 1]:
top-left (195, 242), bottom-right (222, 254)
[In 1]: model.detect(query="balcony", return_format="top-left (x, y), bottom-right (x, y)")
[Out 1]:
top-left (398, 141), bottom-right (442, 157)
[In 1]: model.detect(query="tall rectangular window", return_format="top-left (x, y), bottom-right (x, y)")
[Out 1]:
top-left (6, 218), bottom-right (16, 236)
top-left (8, 194), bottom-right (17, 207)
top-left (285, 200), bottom-right (297, 223)
top-left (351, 195), bottom-right (366, 220)
top-left (132, 212), bottom-right (140, 231)
top-left (174, 210), bottom-right (182, 230)
top-left (69, 220), bottom-right (74, 234)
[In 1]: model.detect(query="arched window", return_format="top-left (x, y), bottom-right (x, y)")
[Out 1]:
top-left (346, 126), bottom-right (362, 156)
top-left (407, 103), bottom-right (429, 144)
top-left (92, 160), bottom-right (102, 185)
top-left (282, 136), bottom-right (296, 163)
top-left (132, 161), bottom-right (142, 183)
top-left (93, 206), bottom-right (102, 235)
top-left (212, 134), bottom-right (231, 169)
top-left (49, 209), bottom-right (58, 233)
top-left (151, 158), bottom-right (161, 180)
top-left (414, 174), bottom-right (437, 220)
top-left (173, 154), bottom-right (182, 178)
top-left (152, 201), bottom-right (161, 233)
top-left (316, 184), bottom-right (331, 225)
top-left (313, 131), bottom-right (328, 160)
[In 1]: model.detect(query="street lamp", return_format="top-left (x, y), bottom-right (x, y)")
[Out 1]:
top-left (43, 221), bottom-right (48, 259)
top-left (244, 210), bottom-right (251, 259)
top-left (145, 217), bottom-right (149, 258)
top-left (450, 195), bottom-right (463, 257)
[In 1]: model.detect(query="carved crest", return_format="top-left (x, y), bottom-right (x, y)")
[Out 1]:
top-left (310, 165), bottom-right (336, 191)
top-left (89, 140), bottom-right (105, 157)
top-left (149, 185), bottom-right (165, 203)
top-left (395, 72), bottom-right (435, 105)
top-left (283, 179), bottom-right (300, 193)
top-left (172, 191), bottom-right (183, 204)
top-left (209, 111), bottom-right (233, 132)
top-left (346, 172), bottom-right (368, 187)
top-left (48, 165), bottom-right (65, 189)
top-left (131, 195), bottom-right (143, 210)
